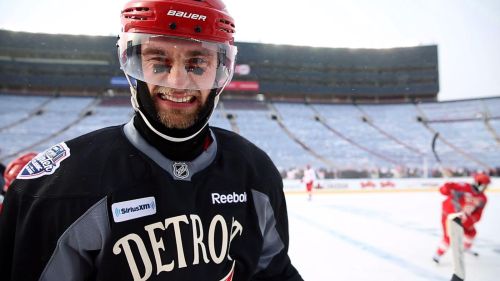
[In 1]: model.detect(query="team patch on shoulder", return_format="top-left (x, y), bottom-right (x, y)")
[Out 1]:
top-left (17, 142), bottom-right (71, 179)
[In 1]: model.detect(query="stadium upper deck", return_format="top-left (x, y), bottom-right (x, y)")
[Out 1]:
top-left (0, 29), bottom-right (438, 102)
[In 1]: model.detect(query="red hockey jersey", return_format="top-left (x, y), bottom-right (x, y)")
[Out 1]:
top-left (440, 182), bottom-right (487, 227)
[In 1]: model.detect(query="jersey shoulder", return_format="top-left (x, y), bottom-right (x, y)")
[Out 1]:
top-left (211, 127), bottom-right (283, 192)
top-left (11, 125), bottom-right (147, 198)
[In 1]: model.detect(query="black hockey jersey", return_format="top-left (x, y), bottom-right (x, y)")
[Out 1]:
top-left (0, 120), bottom-right (303, 281)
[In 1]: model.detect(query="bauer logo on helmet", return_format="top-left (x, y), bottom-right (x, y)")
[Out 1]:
top-left (167, 10), bottom-right (207, 21)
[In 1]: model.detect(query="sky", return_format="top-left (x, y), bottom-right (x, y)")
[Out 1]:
top-left (1, 0), bottom-right (500, 101)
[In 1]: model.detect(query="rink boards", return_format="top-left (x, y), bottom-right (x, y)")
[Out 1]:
top-left (284, 177), bottom-right (500, 193)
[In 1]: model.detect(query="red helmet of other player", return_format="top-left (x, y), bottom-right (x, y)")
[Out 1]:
top-left (3, 152), bottom-right (38, 192)
top-left (473, 173), bottom-right (490, 192)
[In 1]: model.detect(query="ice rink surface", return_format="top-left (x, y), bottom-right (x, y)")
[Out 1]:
top-left (285, 190), bottom-right (500, 281)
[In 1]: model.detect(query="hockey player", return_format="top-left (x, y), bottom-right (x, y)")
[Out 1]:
top-left (0, 152), bottom-right (37, 212)
top-left (0, 1), bottom-right (303, 280)
top-left (302, 164), bottom-right (317, 201)
top-left (432, 173), bottom-right (490, 263)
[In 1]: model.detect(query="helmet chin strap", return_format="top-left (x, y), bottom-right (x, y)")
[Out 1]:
top-left (124, 73), bottom-right (220, 143)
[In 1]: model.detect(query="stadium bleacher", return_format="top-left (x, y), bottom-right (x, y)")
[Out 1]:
top-left (0, 96), bottom-right (96, 159)
top-left (1, 30), bottom-right (439, 101)
top-left (1, 94), bottom-right (498, 178)
top-left (416, 99), bottom-right (500, 171)
top-left (1, 30), bottom-right (497, 178)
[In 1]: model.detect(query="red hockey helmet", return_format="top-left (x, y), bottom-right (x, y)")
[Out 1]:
top-left (473, 173), bottom-right (490, 192)
top-left (118, 0), bottom-right (237, 91)
top-left (474, 173), bottom-right (491, 185)
top-left (120, 0), bottom-right (235, 44)
top-left (3, 152), bottom-right (38, 192)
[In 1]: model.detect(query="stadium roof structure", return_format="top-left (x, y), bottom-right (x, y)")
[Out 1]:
top-left (0, 29), bottom-right (438, 103)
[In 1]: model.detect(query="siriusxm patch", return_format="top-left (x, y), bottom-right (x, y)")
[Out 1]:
top-left (112, 197), bottom-right (157, 223)
top-left (18, 143), bottom-right (70, 179)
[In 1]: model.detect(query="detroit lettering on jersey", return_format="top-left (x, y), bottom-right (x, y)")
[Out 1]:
top-left (112, 214), bottom-right (243, 281)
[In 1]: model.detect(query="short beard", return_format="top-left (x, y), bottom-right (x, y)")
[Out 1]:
top-left (156, 106), bottom-right (202, 129)
top-left (149, 86), bottom-right (206, 130)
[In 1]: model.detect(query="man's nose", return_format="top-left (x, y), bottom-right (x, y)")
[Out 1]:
top-left (167, 63), bottom-right (190, 89)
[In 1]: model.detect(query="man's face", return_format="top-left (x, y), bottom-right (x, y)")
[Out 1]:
top-left (141, 38), bottom-right (218, 129)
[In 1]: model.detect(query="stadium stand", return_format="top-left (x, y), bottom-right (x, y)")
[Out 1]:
top-left (0, 96), bottom-right (97, 160)
top-left (1, 29), bottom-right (497, 178)
top-left (228, 104), bottom-right (324, 171)
top-left (0, 30), bottom-right (120, 95)
top-left (1, 30), bottom-right (438, 102)
top-left (416, 99), bottom-right (499, 171)
top-left (1, 94), bottom-right (499, 179)
top-left (234, 42), bottom-right (439, 102)
top-left (0, 95), bottom-right (52, 131)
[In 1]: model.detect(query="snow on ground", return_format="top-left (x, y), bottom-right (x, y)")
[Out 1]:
top-left (286, 190), bottom-right (500, 281)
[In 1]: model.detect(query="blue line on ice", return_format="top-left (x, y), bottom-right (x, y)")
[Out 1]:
top-left (292, 212), bottom-right (447, 281)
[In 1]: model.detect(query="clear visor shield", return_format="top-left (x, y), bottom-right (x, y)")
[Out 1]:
top-left (118, 33), bottom-right (237, 90)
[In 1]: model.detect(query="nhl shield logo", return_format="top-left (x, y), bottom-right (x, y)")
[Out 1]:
top-left (173, 162), bottom-right (189, 179)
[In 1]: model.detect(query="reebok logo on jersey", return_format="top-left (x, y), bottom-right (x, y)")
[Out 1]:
top-left (18, 142), bottom-right (70, 180)
top-left (211, 192), bottom-right (247, 204)
top-left (112, 197), bottom-right (157, 223)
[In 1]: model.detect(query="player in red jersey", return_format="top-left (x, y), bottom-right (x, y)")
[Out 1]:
top-left (302, 164), bottom-right (317, 201)
top-left (432, 173), bottom-right (490, 263)
top-left (0, 152), bottom-right (37, 212)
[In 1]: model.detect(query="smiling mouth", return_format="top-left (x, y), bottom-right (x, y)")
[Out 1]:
top-left (154, 87), bottom-right (198, 104)
top-left (158, 93), bottom-right (195, 103)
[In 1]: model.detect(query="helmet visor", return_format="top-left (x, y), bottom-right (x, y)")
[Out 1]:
top-left (118, 33), bottom-right (237, 91)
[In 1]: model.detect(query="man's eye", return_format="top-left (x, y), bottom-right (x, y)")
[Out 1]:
top-left (185, 58), bottom-right (207, 75)
top-left (153, 64), bottom-right (171, 74)
top-left (186, 66), bottom-right (205, 75)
